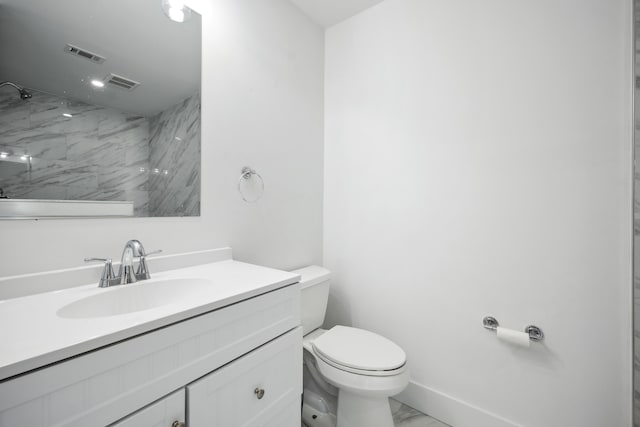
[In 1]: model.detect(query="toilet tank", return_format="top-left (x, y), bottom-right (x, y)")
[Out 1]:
top-left (291, 265), bottom-right (331, 335)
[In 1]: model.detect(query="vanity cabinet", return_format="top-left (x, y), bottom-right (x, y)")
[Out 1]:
top-left (111, 327), bottom-right (301, 427)
top-left (0, 284), bottom-right (301, 427)
top-left (110, 389), bottom-right (185, 427)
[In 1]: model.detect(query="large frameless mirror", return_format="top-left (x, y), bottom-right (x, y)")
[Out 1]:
top-left (0, 0), bottom-right (201, 218)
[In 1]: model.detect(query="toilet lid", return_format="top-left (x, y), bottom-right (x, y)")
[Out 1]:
top-left (312, 326), bottom-right (406, 372)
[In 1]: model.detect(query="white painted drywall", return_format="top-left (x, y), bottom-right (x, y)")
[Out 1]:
top-left (288, 0), bottom-right (385, 27)
top-left (0, 0), bottom-right (324, 280)
top-left (323, 1), bottom-right (632, 426)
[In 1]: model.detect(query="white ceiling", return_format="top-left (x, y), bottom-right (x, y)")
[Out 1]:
top-left (0, 0), bottom-right (201, 116)
top-left (288, 0), bottom-right (386, 28)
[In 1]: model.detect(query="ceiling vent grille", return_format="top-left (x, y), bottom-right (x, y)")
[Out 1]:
top-left (105, 74), bottom-right (140, 91)
top-left (64, 44), bottom-right (106, 64)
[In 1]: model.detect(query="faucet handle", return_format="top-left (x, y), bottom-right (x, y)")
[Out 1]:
top-left (84, 257), bottom-right (108, 262)
top-left (84, 257), bottom-right (116, 288)
top-left (136, 249), bottom-right (162, 280)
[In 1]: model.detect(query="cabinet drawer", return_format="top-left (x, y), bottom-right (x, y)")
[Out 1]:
top-left (188, 327), bottom-right (302, 427)
top-left (110, 389), bottom-right (185, 427)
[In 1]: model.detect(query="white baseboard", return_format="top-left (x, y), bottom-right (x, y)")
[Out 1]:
top-left (394, 381), bottom-right (522, 427)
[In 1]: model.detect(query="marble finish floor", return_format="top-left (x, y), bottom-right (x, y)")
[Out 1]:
top-left (302, 399), bottom-right (451, 427)
top-left (390, 399), bottom-right (451, 427)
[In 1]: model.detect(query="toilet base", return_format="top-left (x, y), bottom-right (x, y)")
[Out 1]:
top-left (336, 390), bottom-right (394, 427)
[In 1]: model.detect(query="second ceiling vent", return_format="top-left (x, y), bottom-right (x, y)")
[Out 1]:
top-left (64, 44), bottom-right (106, 64)
top-left (105, 73), bottom-right (140, 91)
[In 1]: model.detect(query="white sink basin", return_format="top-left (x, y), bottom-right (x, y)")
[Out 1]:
top-left (57, 278), bottom-right (213, 318)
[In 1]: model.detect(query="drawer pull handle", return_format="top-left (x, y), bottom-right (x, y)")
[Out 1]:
top-left (254, 387), bottom-right (265, 399)
top-left (172, 421), bottom-right (186, 427)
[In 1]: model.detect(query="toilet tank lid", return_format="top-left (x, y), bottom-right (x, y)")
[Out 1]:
top-left (290, 265), bottom-right (331, 289)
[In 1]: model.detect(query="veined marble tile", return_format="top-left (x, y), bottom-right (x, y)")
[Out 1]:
top-left (67, 132), bottom-right (145, 168)
top-left (67, 186), bottom-right (149, 217)
top-left (28, 158), bottom-right (98, 188)
top-left (390, 399), bottom-right (451, 427)
top-left (0, 87), bottom-right (200, 218)
top-left (0, 88), bottom-right (155, 215)
top-left (2, 157), bottom-right (97, 189)
top-left (68, 128), bottom-right (149, 168)
top-left (0, 131), bottom-right (67, 161)
top-left (98, 113), bottom-right (147, 143)
top-left (634, 16), bottom-right (640, 424)
top-left (98, 166), bottom-right (149, 192)
top-left (123, 138), bottom-right (150, 168)
top-left (301, 400), bottom-right (450, 427)
top-left (94, 112), bottom-right (150, 167)
top-left (0, 181), bottom-right (68, 201)
top-left (0, 158), bottom-right (30, 180)
top-left (0, 89), bottom-right (30, 131)
top-left (149, 182), bottom-right (200, 217)
top-left (132, 191), bottom-right (149, 217)
top-left (29, 92), bottom-right (70, 128)
top-left (65, 101), bottom-right (103, 130)
top-left (148, 93), bottom-right (200, 216)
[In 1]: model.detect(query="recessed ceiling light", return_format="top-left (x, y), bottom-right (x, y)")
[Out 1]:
top-left (0, 152), bottom-right (7, 159)
top-left (169, 8), bottom-right (185, 22)
top-left (162, 0), bottom-right (191, 23)
top-left (20, 155), bottom-right (27, 161)
top-left (90, 79), bottom-right (105, 88)
top-left (63, 113), bottom-right (73, 118)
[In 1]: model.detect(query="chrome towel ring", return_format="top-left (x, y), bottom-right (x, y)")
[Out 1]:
top-left (238, 166), bottom-right (264, 203)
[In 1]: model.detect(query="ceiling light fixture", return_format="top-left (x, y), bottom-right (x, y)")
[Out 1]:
top-left (161, 0), bottom-right (192, 23)
top-left (63, 113), bottom-right (73, 118)
top-left (90, 79), bottom-right (105, 88)
top-left (0, 153), bottom-right (7, 159)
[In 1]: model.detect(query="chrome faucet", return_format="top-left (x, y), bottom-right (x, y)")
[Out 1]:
top-left (84, 257), bottom-right (117, 288)
top-left (85, 240), bottom-right (162, 287)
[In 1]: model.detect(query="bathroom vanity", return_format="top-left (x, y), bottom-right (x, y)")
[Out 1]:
top-left (0, 256), bottom-right (302, 426)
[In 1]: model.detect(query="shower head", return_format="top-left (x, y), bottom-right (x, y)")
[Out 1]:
top-left (18, 88), bottom-right (32, 100)
top-left (0, 81), bottom-right (32, 100)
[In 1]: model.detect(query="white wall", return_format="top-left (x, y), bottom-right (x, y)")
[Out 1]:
top-left (323, 1), bottom-right (632, 426)
top-left (0, 0), bottom-right (324, 278)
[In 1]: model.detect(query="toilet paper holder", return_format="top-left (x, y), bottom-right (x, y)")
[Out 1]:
top-left (482, 316), bottom-right (544, 342)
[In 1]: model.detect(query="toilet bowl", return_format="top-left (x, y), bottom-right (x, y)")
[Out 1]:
top-left (294, 266), bottom-right (409, 427)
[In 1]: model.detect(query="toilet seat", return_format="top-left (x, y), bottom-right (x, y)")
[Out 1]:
top-left (312, 326), bottom-right (406, 377)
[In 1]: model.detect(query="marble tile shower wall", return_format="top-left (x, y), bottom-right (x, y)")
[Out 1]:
top-left (635, 3), bottom-right (640, 426)
top-left (0, 87), bottom-right (150, 215)
top-left (148, 93), bottom-right (200, 217)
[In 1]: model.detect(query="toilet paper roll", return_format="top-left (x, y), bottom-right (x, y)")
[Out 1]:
top-left (496, 327), bottom-right (530, 348)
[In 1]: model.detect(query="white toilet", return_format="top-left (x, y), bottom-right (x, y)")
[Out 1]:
top-left (294, 265), bottom-right (409, 427)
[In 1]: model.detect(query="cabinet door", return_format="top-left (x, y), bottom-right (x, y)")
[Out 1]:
top-left (110, 389), bottom-right (185, 427)
top-left (188, 327), bottom-right (302, 427)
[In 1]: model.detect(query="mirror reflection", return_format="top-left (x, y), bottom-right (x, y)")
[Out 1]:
top-left (0, 0), bottom-right (202, 217)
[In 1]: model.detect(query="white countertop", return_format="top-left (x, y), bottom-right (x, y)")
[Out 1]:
top-left (0, 260), bottom-right (300, 381)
